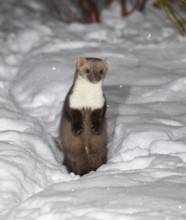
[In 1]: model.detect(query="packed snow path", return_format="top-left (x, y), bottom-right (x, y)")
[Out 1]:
top-left (0, 1), bottom-right (186, 219)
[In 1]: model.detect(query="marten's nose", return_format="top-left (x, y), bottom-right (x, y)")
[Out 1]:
top-left (98, 69), bottom-right (103, 75)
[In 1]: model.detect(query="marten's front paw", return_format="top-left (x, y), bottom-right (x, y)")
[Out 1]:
top-left (91, 123), bottom-right (102, 134)
top-left (72, 123), bottom-right (83, 135)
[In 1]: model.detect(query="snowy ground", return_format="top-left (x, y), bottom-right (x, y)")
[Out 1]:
top-left (0, 1), bottom-right (186, 219)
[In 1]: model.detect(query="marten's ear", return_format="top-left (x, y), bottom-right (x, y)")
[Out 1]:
top-left (102, 59), bottom-right (108, 72)
top-left (77, 57), bottom-right (87, 69)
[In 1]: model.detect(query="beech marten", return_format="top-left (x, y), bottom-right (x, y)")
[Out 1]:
top-left (59, 57), bottom-right (108, 176)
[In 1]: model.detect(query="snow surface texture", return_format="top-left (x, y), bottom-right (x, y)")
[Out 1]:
top-left (0, 1), bottom-right (186, 219)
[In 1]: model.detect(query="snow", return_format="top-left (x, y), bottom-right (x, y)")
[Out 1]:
top-left (0, 0), bottom-right (186, 219)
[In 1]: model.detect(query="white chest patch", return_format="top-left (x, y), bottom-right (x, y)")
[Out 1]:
top-left (69, 76), bottom-right (104, 110)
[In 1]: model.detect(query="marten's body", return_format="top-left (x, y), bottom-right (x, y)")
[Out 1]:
top-left (60, 57), bottom-right (108, 176)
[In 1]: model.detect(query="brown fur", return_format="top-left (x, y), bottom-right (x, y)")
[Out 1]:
top-left (60, 108), bottom-right (107, 176)
top-left (59, 57), bottom-right (108, 176)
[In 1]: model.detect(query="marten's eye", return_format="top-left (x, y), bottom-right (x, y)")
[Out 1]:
top-left (85, 68), bottom-right (90, 74)
top-left (99, 69), bottom-right (103, 75)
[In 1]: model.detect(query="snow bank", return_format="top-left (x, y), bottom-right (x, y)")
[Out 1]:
top-left (0, 0), bottom-right (186, 219)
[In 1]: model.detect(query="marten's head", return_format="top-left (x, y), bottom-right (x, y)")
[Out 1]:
top-left (76, 57), bottom-right (108, 83)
